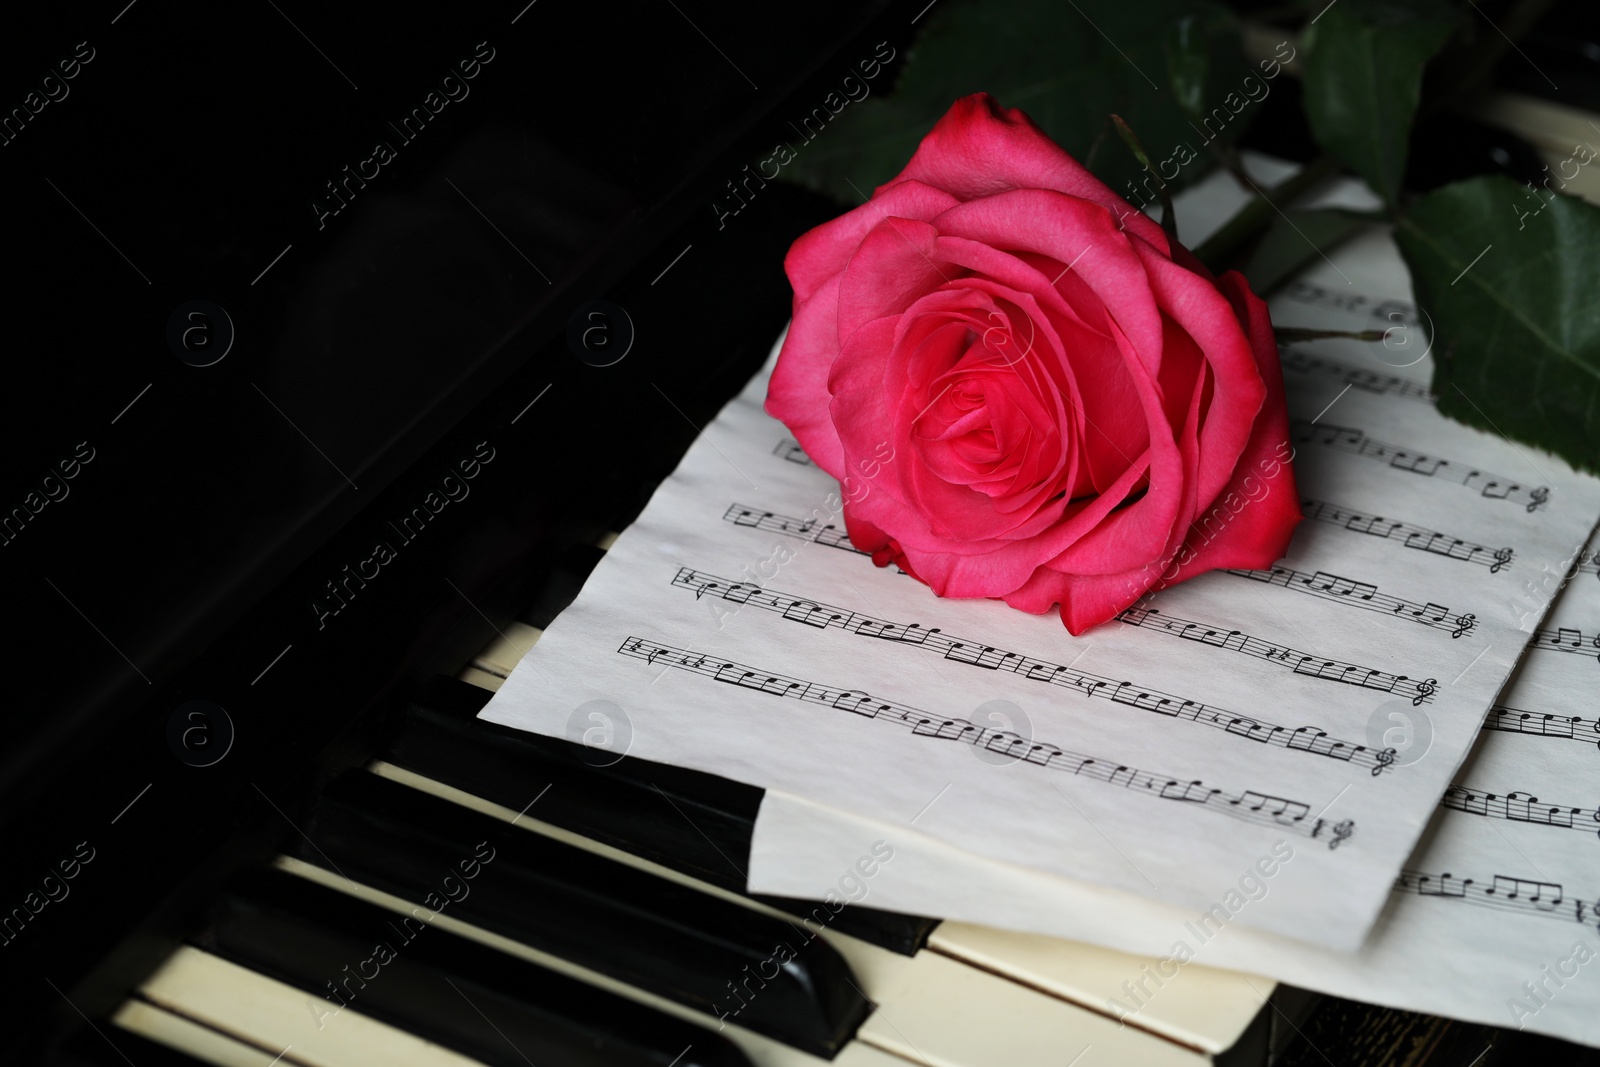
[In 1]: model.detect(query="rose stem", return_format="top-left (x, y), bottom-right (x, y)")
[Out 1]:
top-left (1273, 328), bottom-right (1388, 344)
top-left (1191, 153), bottom-right (1340, 272)
top-left (1110, 113), bottom-right (1180, 243)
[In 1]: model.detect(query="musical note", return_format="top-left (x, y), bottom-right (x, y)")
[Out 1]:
top-left (1394, 869), bottom-right (1589, 927)
top-left (1282, 280), bottom-right (1401, 318)
top-left (771, 438), bottom-right (813, 465)
top-left (1481, 704), bottom-right (1600, 750)
top-left (1489, 875), bottom-right (1564, 909)
top-left (1413, 871), bottom-right (1470, 898)
top-left (1234, 791), bottom-right (1310, 822)
top-left (1440, 784), bottom-right (1598, 834)
top-left (723, 502), bottom-right (909, 570)
top-left (1293, 422), bottom-right (1551, 511)
top-left (1299, 499), bottom-right (1515, 571)
top-left (1530, 625), bottom-right (1600, 665)
top-left (1221, 564), bottom-right (1476, 639)
top-left (731, 502), bottom-right (1510, 638)
top-left (671, 567), bottom-right (1397, 774)
top-left (1279, 348), bottom-right (1434, 403)
top-left (617, 635), bottom-right (1345, 844)
top-left (1116, 606), bottom-right (1435, 703)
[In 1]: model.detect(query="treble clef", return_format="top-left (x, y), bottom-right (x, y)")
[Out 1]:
top-left (1451, 613), bottom-right (1477, 639)
top-left (1527, 487), bottom-right (1550, 513)
top-left (1490, 547), bottom-right (1514, 574)
top-left (1328, 819), bottom-right (1355, 850)
top-left (1593, 631), bottom-right (1600, 667)
top-left (1372, 748), bottom-right (1398, 777)
top-left (1412, 678), bottom-right (1438, 707)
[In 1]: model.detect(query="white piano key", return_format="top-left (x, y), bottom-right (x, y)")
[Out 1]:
top-left (453, 666), bottom-right (504, 692)
top-left (468, 622), bottom-right (542, 679)
top-left (115, 999), bottom-right (313, 1067)
top-left (137, 947), bottom-right (487, 1067)
top-left (927, 922), bottom-right (1271, 1056)
top-left (838, 939), bottom-right (1202, 1067)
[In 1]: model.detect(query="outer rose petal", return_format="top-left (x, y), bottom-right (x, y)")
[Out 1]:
top-left (1132, 243), bottom-right (1266, 508)
top-left (766, 273), bottom-right (848, 480)
top-left (1161, 272), bottom-right (1302, 579)
top-left (883, 94), bottom-right (1172, 257)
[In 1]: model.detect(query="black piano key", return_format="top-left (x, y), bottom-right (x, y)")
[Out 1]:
top-left (385, 674), bottom-right (940, 955)
top-left (196, 867), bottom-right (751, 1067)
top-left (518, 542), bottom-right (610, 630)
top-left (294, 770), bottom-right (871, 1059)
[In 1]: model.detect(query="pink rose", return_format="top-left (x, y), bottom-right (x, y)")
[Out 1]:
top-left (765, 93), bottom-right (1301, 634)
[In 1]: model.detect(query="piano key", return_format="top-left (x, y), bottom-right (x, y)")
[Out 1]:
top-left (45, 1011), bottom-right (223, 1067)
top-left (518, 542), bottom-right (609, 630)
top-left (280, 850), bottom-right (1204, 1067)
top-left (394, 675), bottom-right (761, 883)
top-left (188, 867), bottom-right (750, 1067)
top-left (454, 666), bottom-right (505, 693)
top-left (140, 946), bottom-right (542, 1067)
top-left (927, 922), bottom-right (1272, 1056)
top-left (467, 622), bottom-right (543, 680)
top-left (291, 770), bottom-right (870, 1058)
top-left (386, 675), bottom-right (938, 955)
top-left (349, 765), bottom-right (1207, 1066)
top-left (275, 856), bottom-right (912, 1067)
top-left (114, 999), bottom-right (324, 1067)
top-left (845, 948), bottom-right (1204, 1067)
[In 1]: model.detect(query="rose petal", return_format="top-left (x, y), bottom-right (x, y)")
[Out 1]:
top-left (883, 94), bottom-right (1170, 255)
top-left (1132, 243), bottom-right (1267, 508)
top-left (766, 272), bottom-right (848, 480)
top-left (785, 180), bottom-right (962, 304)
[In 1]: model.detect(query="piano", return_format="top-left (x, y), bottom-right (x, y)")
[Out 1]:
top-left (3, 1), bottom-right (1596, 1063)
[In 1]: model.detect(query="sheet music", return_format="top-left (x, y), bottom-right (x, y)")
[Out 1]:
top-left (749, 525), bottom-right (1600, 1046)
top-left (482, 167), bottom-right (1600, 952)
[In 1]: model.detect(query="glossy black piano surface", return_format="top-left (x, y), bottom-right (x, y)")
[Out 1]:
top-left (0, 0), bottom-right (914, 1053)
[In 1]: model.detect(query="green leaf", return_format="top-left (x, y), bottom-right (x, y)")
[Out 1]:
top-left (1242, 209), bottom-right (1370, 296)
top-left (779, 0), bottom-right (1254, 205)
top-left (1396, 174), bottom-right (1600, 475)
top-left (1301, 0), bottom-right (1456, 211)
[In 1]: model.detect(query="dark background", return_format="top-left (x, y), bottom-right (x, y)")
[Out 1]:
top-left (0, 0), bottom-right (917, 1047)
